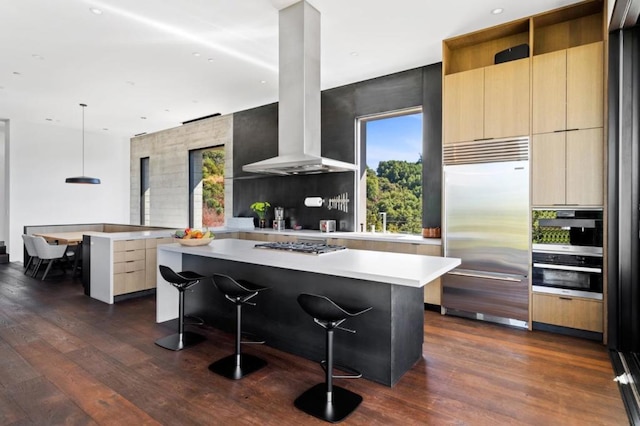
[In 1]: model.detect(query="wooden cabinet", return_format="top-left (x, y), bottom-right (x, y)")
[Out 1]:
top-left (484, 59), bottom-right (530, 139)
top-left (443, 68), bottom-right (484, 144)
top-left (145, 237), bottom-right (173, 290)
top-left (113, 239), bottom-right (146, 296)
top-left (532, 293), bottom-right (603, 333)
top-left (532, 128), bottom-right (603, 206)
top-left (533, 42), bottom-right (603, 134)
top-left (443, 59), bottom-right (529, 144)
top-left (567, 42), bottom-right (604, 130)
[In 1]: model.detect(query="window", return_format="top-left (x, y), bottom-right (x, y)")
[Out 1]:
top-left (358, 108), bottom-right (423, 234)
top-left (189, 146), bottom-right (225, 229)
top-left (140, 157), bottom-right (149, 226)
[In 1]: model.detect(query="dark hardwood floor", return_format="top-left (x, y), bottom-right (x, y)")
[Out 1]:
top-left (0, 263), bottom-right (628, 425)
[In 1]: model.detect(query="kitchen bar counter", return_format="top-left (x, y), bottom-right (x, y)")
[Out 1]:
top-left (211, 227), bottom-right (442, 246)
top-left (156, 239), bottom-right (459, 386)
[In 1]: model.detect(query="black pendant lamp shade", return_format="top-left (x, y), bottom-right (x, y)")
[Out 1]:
top-left (66, 103), bottom-right (101, 184)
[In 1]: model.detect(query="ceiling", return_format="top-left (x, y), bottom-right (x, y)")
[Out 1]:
top-left (0, 0), bottom-right (598, 138)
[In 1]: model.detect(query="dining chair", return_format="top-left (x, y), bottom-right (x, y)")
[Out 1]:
top-left (21, 235), bottom-right (39, 276)
top-left (31, 236), bottom-right (68, 280)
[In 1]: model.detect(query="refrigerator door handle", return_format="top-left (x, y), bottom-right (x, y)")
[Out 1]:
top-left (447, 270), bottom-right (523, 282)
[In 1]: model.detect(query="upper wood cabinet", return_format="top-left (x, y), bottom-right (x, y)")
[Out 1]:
top-left (443, 68), bottom-right (484, 144)
top-left (533, 42), bottom-right (603, 133)
top-left (567, 42), bottom-right (604, 130)
top-left (484, 59), bottom-right (530, 139)
top-left (443, 59), bottom-right (529, 144)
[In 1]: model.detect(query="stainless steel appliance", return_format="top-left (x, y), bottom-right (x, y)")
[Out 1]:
top-left (319, 220), bottom-right (336, 232)
top-left (254, 241), bottom-right (346, 255)
top-left (273, 206), bottom-right (285, 231)
top-left (531, 209), bottom-right (603, 300)
top-left (442, 137), bottom-right (530, 325)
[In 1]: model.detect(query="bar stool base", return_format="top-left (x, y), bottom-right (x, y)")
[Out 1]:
top-left (294, 383), bottom-right (363, 423)
top-left (155, 331), bottom-right (205, 351)
top-left (208, 353), bottom-right (267, 380)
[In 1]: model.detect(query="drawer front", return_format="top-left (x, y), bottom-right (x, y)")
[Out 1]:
top-left (114, 260), bottom-right (143, 273)
top-left (113, 241), bottom-right (126, 252)
top-left (125, 239), bottom-right (145, 251)
top-left (114, 270), bottom-right (145, 295)
top-left (114, 239), bottom-right (145, 252)
top-left (532, 293), bottom-right (603, 332)
top-left (113, 273), bottom-right (126, 295)
top-left (113, 251), bottom-right (125, 263)
top-left (124, 249), bottom-right (145, 262)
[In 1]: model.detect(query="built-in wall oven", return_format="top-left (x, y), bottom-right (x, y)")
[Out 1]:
top-left (531, 209), bottom-right (603, 300)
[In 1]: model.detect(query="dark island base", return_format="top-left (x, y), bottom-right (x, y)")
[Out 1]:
top-left (181, 254), bottom-right (425, 387)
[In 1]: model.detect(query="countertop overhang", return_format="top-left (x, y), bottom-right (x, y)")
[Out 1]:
top-left (158, 238), bottom-right (459, 288)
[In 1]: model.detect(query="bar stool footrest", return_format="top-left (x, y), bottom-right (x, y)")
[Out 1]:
top-left (184, 315), bottom-right (205, 326)
top-left (154, 331), bottom-right (205, 351)
top-left (294, 383), bottom-right (363, 423)
top-left (208, 353), bottom-right (267, 380)
top-left (320, 361), bottom-right (363, 379)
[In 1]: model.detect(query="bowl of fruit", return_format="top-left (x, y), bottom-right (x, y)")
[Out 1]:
top-left (173, 228), bottom-right (214, 246)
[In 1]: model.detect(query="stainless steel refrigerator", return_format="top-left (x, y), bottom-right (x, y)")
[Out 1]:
top-left (442, 137), bottom-right (530, 324)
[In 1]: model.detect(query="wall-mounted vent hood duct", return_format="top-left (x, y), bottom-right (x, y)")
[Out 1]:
top-left (242, 1), bottom-right (357, 175)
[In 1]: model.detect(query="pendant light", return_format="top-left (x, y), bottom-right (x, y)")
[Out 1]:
top-left (66, 103), bottom-right (101, 184)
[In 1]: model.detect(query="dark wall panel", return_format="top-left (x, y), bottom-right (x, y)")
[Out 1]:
top-left (232, 64), bottom-right (442, 232)
top-left (232, 103), bottom-right (278, 179)
top-left (354, 68), bottom-right (423, 116)
top-left (422, 63), bottom-right (443, 229)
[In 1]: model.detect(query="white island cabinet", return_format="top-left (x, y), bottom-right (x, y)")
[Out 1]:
top-left (156, 238), bottom-right (459, 386)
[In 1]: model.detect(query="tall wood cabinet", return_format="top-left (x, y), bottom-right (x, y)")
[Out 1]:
top-left (443, 0), bottom-right (607, 337)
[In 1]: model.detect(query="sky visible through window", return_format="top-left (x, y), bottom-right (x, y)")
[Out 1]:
top-left (366, 112), bottom-right (422, 169)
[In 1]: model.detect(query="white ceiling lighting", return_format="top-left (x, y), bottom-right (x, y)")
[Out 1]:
top-left (492, 8), bottom-right (504, 14)
top-left (90, 7), bottom-right (103, 15)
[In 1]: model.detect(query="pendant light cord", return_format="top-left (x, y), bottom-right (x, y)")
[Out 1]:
top-left (80, 103), bottom-right (87, 176)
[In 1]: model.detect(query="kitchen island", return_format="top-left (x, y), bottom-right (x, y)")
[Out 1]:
top-left (157, 239), bottom-right (460, 386)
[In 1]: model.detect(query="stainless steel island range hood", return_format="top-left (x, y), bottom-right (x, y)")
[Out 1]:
top-left (242, 1), bottom-right (356, 175)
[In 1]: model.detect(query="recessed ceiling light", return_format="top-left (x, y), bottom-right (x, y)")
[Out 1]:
top-left (126, 81), bottom-right (135, 85)
top-left (491, 8), bottom-right (504, 15)
top-left (103, 128), bottom-right (109, 131)
top-left (192, 100), bottom-right (199, 104)
top-left (350, 51), bottom-right (359, 57)
top-left (45, 118), bottom-right (53, 121)
top-left (165, 109), bottom-right (170, 112)
top-left (12, 71), bottom-right (21, 75)
top-left (32, 54), bottom-right (44, 60)
top-left (260, 80), bottom-right (267, 84)
top-left (208, 58), bottom-right (214, 63)
top-left (90, 8), bottom-right (103, 15)
top-left (192, 52), bottom-right (201, 57)
top-left (140, 116), bottom-right (147, 120)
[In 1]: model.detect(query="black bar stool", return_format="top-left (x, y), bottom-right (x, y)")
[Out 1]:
top-left (155, 265), bottom-right (207, 351)
top-left (295, 293), bottom-right (372, 423)
top-left (208, 274), bottom-right (268, 380)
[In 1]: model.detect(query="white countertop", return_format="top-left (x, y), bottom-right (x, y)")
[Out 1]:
top-left (86, 230), bottom-right (176, 240)
top-left (158, 238), bottom-right (459, 288)
top-left (213, 227), bottom-right (442, 246)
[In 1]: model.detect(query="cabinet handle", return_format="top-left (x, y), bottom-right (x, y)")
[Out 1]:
top-left (566, 128), bottom-right (579, 132)
top-left (473, 137), bottom-right (494, 141)
top-left (559, 296), bottom-right (573, 301)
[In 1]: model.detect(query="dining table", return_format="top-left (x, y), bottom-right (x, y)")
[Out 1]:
top-left (32, 231), bottom-right (86, 276)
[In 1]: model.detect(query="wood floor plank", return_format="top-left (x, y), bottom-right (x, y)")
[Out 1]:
top-left (0, 262), bottom-right (628, 425)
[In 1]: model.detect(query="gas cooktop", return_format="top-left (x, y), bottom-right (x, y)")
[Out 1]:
top-left (254, 241), bottom-right (347, 255)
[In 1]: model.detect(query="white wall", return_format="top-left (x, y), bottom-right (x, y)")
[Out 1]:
top-left (9, 119), bottom-right (130, 262)
top-left (0, 121), bottom-right (7, 246)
